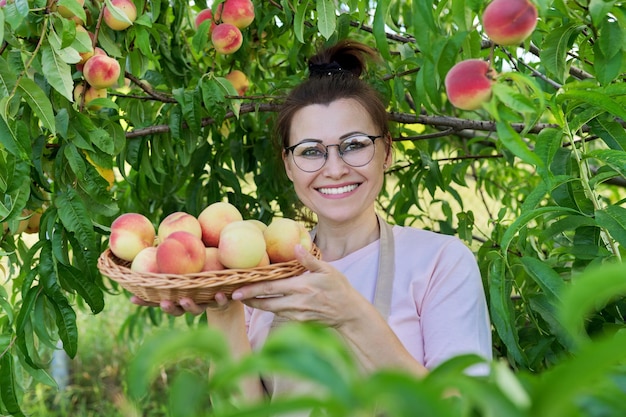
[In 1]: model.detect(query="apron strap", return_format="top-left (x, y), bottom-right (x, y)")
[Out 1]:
top-left (373, 213), bottom-right (395, 320)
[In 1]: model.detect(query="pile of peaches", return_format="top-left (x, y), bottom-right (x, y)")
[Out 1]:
top-left (444, 0), bottom-right (538, 110)
top-left (108, 202), bottom-right (313, 275)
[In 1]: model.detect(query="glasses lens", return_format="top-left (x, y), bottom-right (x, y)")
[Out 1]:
top-left (339, 135), bottom-right (376, 167)
top-left (292, 142), bottom-right (327, 172)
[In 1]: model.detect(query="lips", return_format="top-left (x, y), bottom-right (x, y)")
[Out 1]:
top-left (317, 184), bottom-right (359, 195)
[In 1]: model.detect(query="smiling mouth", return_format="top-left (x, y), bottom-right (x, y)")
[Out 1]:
top-left (317, 184), bottom-right (359, 195)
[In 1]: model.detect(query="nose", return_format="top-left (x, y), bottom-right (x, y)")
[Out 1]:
top-left (322, 145), bottom-right (349, 176)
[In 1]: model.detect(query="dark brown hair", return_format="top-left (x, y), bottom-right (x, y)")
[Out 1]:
top-left (276, 40), bottom-right (390, 149)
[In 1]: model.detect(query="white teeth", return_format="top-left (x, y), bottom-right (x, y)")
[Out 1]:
top-left (318, 184), bottom-right (358, 195)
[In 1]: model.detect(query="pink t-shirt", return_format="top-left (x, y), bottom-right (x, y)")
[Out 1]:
top-left (246, 225), bottom-right (492, 372)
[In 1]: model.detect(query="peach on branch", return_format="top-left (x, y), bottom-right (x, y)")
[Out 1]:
top-left (263, 218), bottom-right (312, 263)
top-left (444, 59), bottom-right (495, 111)
top-left (73, 83), bottom-right (107, 109)
top-left (211, 23), bottom-right (243, 55)
top-left (482, 0), bottom-right (538, 46)
top-left (157, 211), bottom-right (202, 242)
top-left (195, 8), bottom-right (217, 34)
top-left (225, 70), bottom-right (249, 95)
top-left (220, 0), bottom-right (255, 30)
top-left (218, 221), bottom-right (267, 269)
top-left (24, 209), bottom-right (44, 234)
top-left (103, 0), bottom-right (137, 31)
top-left (198, 201), bottom-right (243, 247)
top-left (54, 0), bottom-right (85, 19)
top-left (131, 247), bottom-right (159, 273)
top-left (109, 213), bottom-right (156, 261)
top-left (156, 231), bottom-right (206, 274)
top-left (83, 54), bottom-right (121, 89)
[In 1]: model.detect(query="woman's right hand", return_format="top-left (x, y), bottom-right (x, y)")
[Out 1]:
top-left (130, 292), bottom-right (233, 317)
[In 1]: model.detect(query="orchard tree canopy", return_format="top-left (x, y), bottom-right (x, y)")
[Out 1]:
top-left (2, 0), bottom-right (626, 415)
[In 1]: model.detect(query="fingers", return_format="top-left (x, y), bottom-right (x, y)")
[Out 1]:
top-left (131, 294), bottom-right (231, 316)
top-left (295, 244), bottom-right (326, 273)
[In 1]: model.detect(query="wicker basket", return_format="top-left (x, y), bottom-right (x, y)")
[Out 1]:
top-left (97, 245), bottom-right (321, 303)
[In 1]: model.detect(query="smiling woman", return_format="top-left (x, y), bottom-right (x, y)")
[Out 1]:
top-left (132, 39), bottom-right (493, 414)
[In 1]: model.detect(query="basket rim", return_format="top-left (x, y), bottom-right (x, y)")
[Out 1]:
top-left (97, 244), bottom-right (321, 290)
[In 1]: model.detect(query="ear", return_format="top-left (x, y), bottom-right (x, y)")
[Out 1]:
top-left (383, 134), bottom-right (393, 168)
top-left (283, 150), bottom-right (295, 181)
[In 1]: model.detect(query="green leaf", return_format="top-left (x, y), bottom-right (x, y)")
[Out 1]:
top-left (560, 262), bottom-right (626, 342)
top-left (55, 0), bottom-right (86, 22)
top-left (489, 256), bottom-right (527, 366)
top-left (586, 148), bottom-right (626, 178)
top-left (532, 330), bottom-right (626, 417)
top-left (127, 327), bottom-right (229, 400)
top-left (595, 205), bottom-right (626, 248)
top-left (316, 0), bottom-right (336, 40)
top-left (16, 77), bottom-right (56, 135)
top-left (15, 286), bottom-right (41, 335)
top-left (55, 187), bottom-right (97, 253)
top-left (541, 23), bottom-right (585, 83)
top-left (41, 44), bottom-right (74, 101)
top-left (559, 87), bottom-right (626, 122)
top-left (372, 0), bottom-right (392, 60)
top-left (496, 121), bottom-right (544, 169)
top-left (594, 44), bottom-right (622, 86)
top-left (103, 0), bottom-right (133, 27)
top-left (57, 263), bottom-right (104, 314)
top-left (520, 257), bottom-right (566, 303)
top-left (294, 0), bottom-right (310, 44)
top-left (0, 353), bottom-right (26, 417)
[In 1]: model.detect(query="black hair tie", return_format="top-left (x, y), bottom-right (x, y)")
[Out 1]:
top-left (308, 61), bottom-right (344, 77)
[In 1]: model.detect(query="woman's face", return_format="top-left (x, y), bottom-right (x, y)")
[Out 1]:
top-left (283, 98), bottom-right (390, 225)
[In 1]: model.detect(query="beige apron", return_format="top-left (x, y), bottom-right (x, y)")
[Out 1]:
top-left (263, 214), bottom-right (395, 410)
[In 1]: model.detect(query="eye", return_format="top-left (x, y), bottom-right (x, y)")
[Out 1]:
top-left (294, 143), bottom-right (325, 158)
top-left (341, 136), bottom-right (371, 153)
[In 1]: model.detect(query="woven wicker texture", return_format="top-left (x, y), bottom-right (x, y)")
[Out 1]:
top-left (97, 245), bottom-right (321, 303)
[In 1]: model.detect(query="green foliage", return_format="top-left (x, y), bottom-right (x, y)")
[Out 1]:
top-left (1, 0), bottom-right (626, 415)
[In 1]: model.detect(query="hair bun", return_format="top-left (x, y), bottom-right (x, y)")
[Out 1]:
top-left (308, 40), bottom-right (379, 79)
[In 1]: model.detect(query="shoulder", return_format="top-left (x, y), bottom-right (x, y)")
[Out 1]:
top-left (392, 224), bottom-right (472, 252)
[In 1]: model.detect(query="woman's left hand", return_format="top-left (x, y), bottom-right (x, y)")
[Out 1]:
top-left (231, 244), bottom-right (366, 327)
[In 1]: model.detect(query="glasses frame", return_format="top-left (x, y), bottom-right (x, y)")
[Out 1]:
top-left (284, 134), bottom-right (383, 173)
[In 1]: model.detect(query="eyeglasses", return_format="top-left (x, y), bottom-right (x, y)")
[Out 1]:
top-left (284, 134), bottom-right (383, 173)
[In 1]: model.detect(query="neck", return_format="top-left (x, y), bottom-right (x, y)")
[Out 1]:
top-left (313, 211), bottom-right (380, 261)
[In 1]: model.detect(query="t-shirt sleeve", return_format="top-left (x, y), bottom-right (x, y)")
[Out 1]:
top-left (417, 238), bottom-right (492, 374)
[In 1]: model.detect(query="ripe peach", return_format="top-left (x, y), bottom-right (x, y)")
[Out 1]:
top-left (211, 23), bottom-right (243, 55)
top-left (55, 0), bottom-right (85, 19)
top-left (2, 210), bottom-right (30, 235)
top-left (218, 221), bottom-right (266, 269)
top-left (263, 218), bottom-right (312, 263)
top-left (157, 211), bottom-right (202, 242)
top-left (0, 0), bottom-right (6, 7)
top-left (24, 209), bottom-right (44, 234)
top-left (83, 54), bottom-right (121, 89)
top-left (103, 0), bottom-right (137, 31)
top-left (220, 0), bottom-right (255, 29)
top-left (74, 83), bottom-right (107, 109)
top-left (131, 246), bottom-right (159, 273)
top-left (75, 26), bottom-right (95, 64)
top-left (195, 8), bottom-right (217, 34)
top-left (198, 201), bottom-right (243, 247)
top-left (245, 219), bottom-right (266, 232)
top-left (156, 231), bottom-right (206, 274)
top-left (482, 0), bottom-right (538, 46)
top-left (76, 46), bottom-right (105, 72)
top-left (225, 70), bottom-right (249, 95)
top-left (256, 251), bottom-right (270, 267)
top-left (109, 213), bottom-right (156, 262)
top-left (444, 59), bottom-right (495, 111)
top-left (201, 247), bottom-right (226, 272)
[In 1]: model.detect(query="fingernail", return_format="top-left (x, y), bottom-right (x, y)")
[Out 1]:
top-left (232, 291), bottom-right (242, 300)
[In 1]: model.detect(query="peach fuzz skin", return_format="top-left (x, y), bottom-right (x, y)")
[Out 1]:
top-left (218, 221), bottom-right (267, 269)
top-left (103, 0), bottom-right (137, 31)
top-left (201, 247), bottom-right (226, 272)
top-left (444, 59), bottom-right (494, 111)
top-left (83, 54), bottom-right (121, 89)
top-left (157, 211), bottom-right (202, 242)
top-left (211, 23), bottom-right (243, 54)
top-left (482, 0), bottom-right (538, 46)
top-left (156, 231), bottom-right (206, 274)
top-left (198, 201), bottom-right (243, 247)
top-left (263, 217), bottom-right (312, 263)
top-left (131, 246), bottom-right (159, 273)
top-left (109, 213), bottom-right (156, 262)
top-left (220, 0), bottom-right (255, 29)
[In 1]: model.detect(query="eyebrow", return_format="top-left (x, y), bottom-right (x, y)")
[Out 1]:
top-left (293, 132), bottom-right (367, 146)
